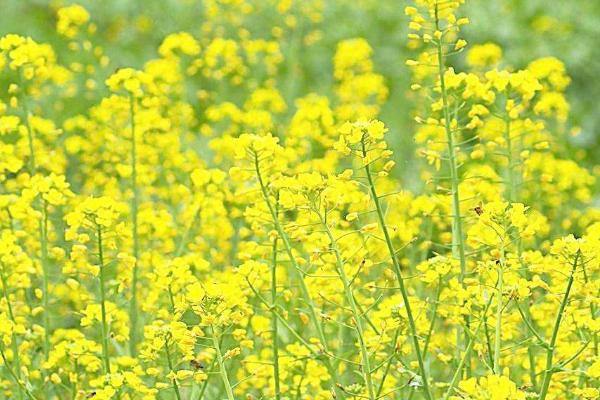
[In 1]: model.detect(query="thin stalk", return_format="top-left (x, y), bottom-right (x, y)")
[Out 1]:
top-left (483, 311), bottom-right (495, 368)
top-left (211, 327), bottom-right (235, 400)
top-left (504, 110), bottom-right (538, 388)
top-left (20, 80), bottom-right (46, 386)
top-left (523, 258), bottom-right (538, 387)
top-left (168, 285), bottom-right (176, 313)
top-left (1, 264), bottom-right (24, 400)
top-left (501, 107), bottom-right (540, 386)
top-left (253, 154), bottom-right (327, 346)
top-left (361, 139), bottom-right (432, 400)
top-left (72, 360), bottom-right (79, 400)
top-left (408, 235), bottom-right (442, 400)
top-left (581, 264), bottom-right (599, 357)
top-left (129, 95), bottom-right (140, 356)
top-left (538, 251), bottom-right (580, 400)
top-left (97, 226), bottom-right (111, 374)
top-left (24, 114), bottom-right (36, 173)
top-left (503, 114), bottom-right (515, 203)
top-left (196, 357), bottom-right (217, 400)
top-left (294, 363), bottom-right (308, 400)
top-left (253, 152), bottom-right (343, 397)
top-left (0, 346), bottom-right (38, 400)
top-left (164, 337), bottom-right (183, 400)
top-left (175, 206), bottom-right (200, 257)
top-left (514, 300), bottom-right (547, 347)
top-left (376, 327), bottom-right (399, 398)
top-left (434, 8), bottom-right (467, 290)
top-left (442, 294), bottom-right (494, 400)
top-left (19, 74), bottom-right (36, 174)
top-left (434, 4), bottom-right (469, 373)
top-left (39, 201), bottom-right (50, 368)
top-left (271, 233), bottom-right (281, 399)
top-left (317, 211), bottom-right (375, 400)
top-left (422, 276), bottom-right (443, 359)
top-left (247, 279), bottom-right (319, 354)
top-left (494, 248), bottom-right (505, 375)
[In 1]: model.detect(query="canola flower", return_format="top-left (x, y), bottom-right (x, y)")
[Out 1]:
top-left (0, 1), bottom-right (599, 399)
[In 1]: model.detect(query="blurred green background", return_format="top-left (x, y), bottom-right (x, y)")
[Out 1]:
top-left (3, 0), bottom-right (599, 169)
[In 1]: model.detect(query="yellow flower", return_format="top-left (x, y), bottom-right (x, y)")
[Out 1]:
top-left (56, 4), bottom-right (90, 38)
top-left (467, 43), bottom-right (503, 68)
top-left (159, 32), bottom-right (200, 58)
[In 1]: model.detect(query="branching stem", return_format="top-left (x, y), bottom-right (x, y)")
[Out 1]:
top-left (538, 251), bottom-right (581, 400)
top-left (361, 139), bottom-right (432, 400)
top-left (129, 94), bottom-right (140, 356)
top-left (211, 327), bottom-right (235, 400)
top-left (317, 210), bottom-right (375, 400)
top-left (97, 225), bottom-right (111, 375)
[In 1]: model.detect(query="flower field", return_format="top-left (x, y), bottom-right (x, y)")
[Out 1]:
top-left (1, 0), bottom-right (600, 399)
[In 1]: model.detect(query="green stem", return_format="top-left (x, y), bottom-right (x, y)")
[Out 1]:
top-left (19, 74), bottom-right (36, 175)
top-left (434, 7), bottom-right (467, 291)
top-left (317, 211), bottom-right (375, 400)
top-left (504, 108), bottom-right (538, 387)
top-left (0, 346), bottom-right (38, 400)
top-left (39, 200), bottom-right (50, 369)
top-left (247, 280), bottom-right (319, 354)
top-left (434, 5), bottom-right (469, 375)
top-left (253, 152), bottom-right (343, 397)
top-left (175, 206), bottom-right (200, 257)
top-left (196, 357), bottom-right (217, 400)
top-left (503, 114), bottom-right (515, 203)
top-left (72, 360), bottom-right (79, 400)
top-left (129, 94), bottom-right (140, 356)
top-left (514, 300), bottom-right (546, 347)
top-left (1, 264), bottom-right (24, 400)
top-left (97, 225), bottom-right (111, 374)
top-left (253, 153), bottom-right (327, 346)
top-left (164, 337), bottom-right (183, 400)
top-left (361, 139), bottom-right (432, 400)
top-left (483, 311), bottom-right (495, 369)
top-left (271, 234), bottom-right (281, 400)
top-left (538, 251), bottom-right (580, 400)
top-left (167, 285), bottom-right (176, 313)
top-left (442, 295), bottom-right (495, 400)
top-left (19, 83), bottom-right (43, 387)
top-left (211, 327), bottom-right (235, 400)
top-left (376, 327), bottom-right (399, 398)
top-left (422, 277), bottom-right (443, 359)
top-left (581, 264), bottom-right (599, 357)
top-left (494, 247), bottom-right (504, 374)
top-left (522, 252), bottom-right (538, 388)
